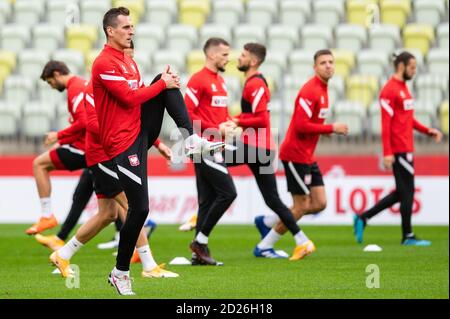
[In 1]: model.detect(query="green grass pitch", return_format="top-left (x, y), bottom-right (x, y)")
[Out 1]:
top-left (0, 224), bottom-right (447, 299)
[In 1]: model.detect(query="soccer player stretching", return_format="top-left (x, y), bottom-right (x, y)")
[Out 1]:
top-left (227, 43), bottom-right (314, 260)
top-left (254, 50), bottom-right (348, 260)
top-left (93, 7), bottom-right (221, 295)
top-left (353, 51), bottom-right (442, 246)
top-left (26, 61), bottom-right (91, 236)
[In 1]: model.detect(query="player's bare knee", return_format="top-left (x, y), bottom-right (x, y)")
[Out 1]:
top-left (312, 199), bottom-right (327, 213)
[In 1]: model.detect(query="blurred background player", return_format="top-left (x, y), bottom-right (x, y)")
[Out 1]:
top-left (224, 42), bottom-right (313, 260)
top-left (185, 38), bottom-right (238, 266)
top-left (26, 61), bottom-right (89, 236)
top-left (353, 51), bottom-right (443, 246)
top-left (254, 50), bottom-right (349, 260)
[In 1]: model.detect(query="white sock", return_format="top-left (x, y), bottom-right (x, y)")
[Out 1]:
top-left (40, 197), bottom-right (52, 218)
top-left (112, 267), bottom-right (129, 278)
top-left (137, 245), bottom-right (157, 271)
top-left (263, 215), bottom-right (280, 228)
top-left (196, 232), bottom-right (208, 244)
top-left (294, 230), bottom-right (309, 246)
top-left (58, 236), bottom-right (83, 260)
top-left (257, 229), bottom-right (281, 249)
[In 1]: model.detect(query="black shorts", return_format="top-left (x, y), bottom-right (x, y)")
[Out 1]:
top-left (282, 161), bottom-right (324, 195)
top-left (49, 145), bottom-right (87, 171)
top-left (89, 160), bottom-right (123, 199)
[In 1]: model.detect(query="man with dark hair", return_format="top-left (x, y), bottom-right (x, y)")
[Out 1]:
top-left (26, 61), bottom-right (91, 237)
top-left (254, 49), bottom-right (348, 260)
top-left (225, 43), bottom-right (313, 259)
top-left (185, 37), bottom-right (238, 266)
top-left (93, 7), bottom-right (221, 295)
top-left (353, 51), bottom-right (442, 246)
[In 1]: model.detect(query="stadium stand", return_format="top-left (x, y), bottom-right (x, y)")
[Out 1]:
top-left (0, 0), bottom-right (448, 148)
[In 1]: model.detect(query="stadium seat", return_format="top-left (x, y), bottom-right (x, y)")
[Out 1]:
top-left (328, 75), bottom-right (345, 106)
top-left (52, 49), bottom-right (85, 75)
top-left (301, 24), bottom-right (333, 51)
top-left (332, 49), bottom-right (356, 79)
top-left (85, 49), bottom-right (102, 74)
top-left (437, 23), bottom-right (449, 49)
top-left (179, 0), bottom-right (210, 29)
top-left (289, 50), bottom-right (315, 78)
top-left (199, 24), bottom-right (232, 46)
top-left (260, 51), bottom-right (287, 84)
top-left (0, 24), bottom-right (30, 52)
top-left (439, 100), bottom-right (449, 135)
top-left (145, 0), bottom-right (177, 26)
top-left (233, 24), bottom-right (265, 50)
top-left (427, 48), bottom-right (449, 75)
top-left (358, 49), bottom-right (390, 77)
top-left (0, 51), bottom-right (16, 79)
top-left (56, 101), bottom-right (70, 131)
top-left (132, 50), bottom-right (152, 74)
top-left (223, 50), bottom-right (242, 78)
top-left (0, 101), bottom-right (20, 137)
top-left (14, 0), bottom-right (44, 26)
top-left (403, 24), bottom-right (435, 55)
top-left (152, 50), bottom-right (186, 74)
top-left (33, 24), bottom-right (64, 53)
top-left (282, 74), bottom-right (310, 114)
top-left (4, 75), bottom-right (34, 106)
top-left (334, 100), bottom-right (366, 137)
top-left (415, 74), bottom-right (448, 106)
top-left (37, 79), bottom-right (64, 107)
top-left (66, 24), bottom-right (98, 55)
top-left (414, 0), bottom-right (446, 27)
top-left (81, 0), bottom-right (111, 25)
top-left (113, 0), bottom-right (145, 24)
top-left (222, 75), bottom-right (242, 104)
top-left (246, 0), bottom-right (278, 27)
top-left (313, 0), bottom-right (345, 28)
top-left (19, 50), bottom-right (50, 78)
top-left (47, 0), bottom-right (79, 25)
top-left (336, 24), bottom-right (367, 52)
top-left (368, 100), bottom-right (381, 136)
top-left (267, 25), bottom-right (299, 53)
top-left (212, 0), bottom-right (244, 27)
top-left (187, 50), bottom-right (205, 75)
top-left (22, 101), bottom-right (54, 138)
top-left (346, 0), bottom-right (379, 26)
top-left (414, 99), bottom-right (436, 128)
top-left (134, 24), bottom-right (165, 52)
top-left (167, 24), bottom-right (198, 53)
top-left (0, 0), bottom-right (11, 25)
top-left (279, 0), bottom-right (310, 28)
top-left (369, 24), bottom-right (401, 53)
top-left (381, 0), bottom-right (411, 28)
top-left (346, 74), bottom-right (379, 108)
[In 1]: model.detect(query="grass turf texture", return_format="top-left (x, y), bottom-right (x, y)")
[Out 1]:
top-left (0, 224), bottom-right (447, 299)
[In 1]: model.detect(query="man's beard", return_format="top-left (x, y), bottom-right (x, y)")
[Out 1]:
top-left (217, 66), bottom-right (226, 72)
top-left (237, 64), bottom-right (249, 72)
top-left (56, 85), bottom-right (65, 92)
top-left (403, 70), bottom-right (412, 81)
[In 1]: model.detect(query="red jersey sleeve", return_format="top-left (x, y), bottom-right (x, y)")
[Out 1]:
top-left (413, 118), bottom-right (430, 135)
top-left (185, 77), bottom-right (218, 130)
top-left (84, 93), bottom-right (99, 135)
top-left (380, 93), bottom-right (395, 156)
top-left (153, 138), bottom-right (161, 147)
top-left (57, 92), bottom-right (86, 145)
top-left (95, 58), bottom-right (166, 108)
top-left (237, 83), bottom-right (269, 128)
top-left (294, 91), bottom-right (333, 135)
